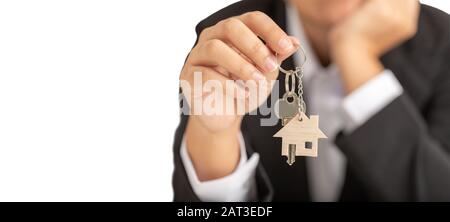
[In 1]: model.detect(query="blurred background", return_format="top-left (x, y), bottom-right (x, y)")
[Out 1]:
top-left (0, 0), bottom-right (448, 201)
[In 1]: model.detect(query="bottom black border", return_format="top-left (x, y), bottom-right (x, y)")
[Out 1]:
top-left (0, 202), bottom-right (448, 220)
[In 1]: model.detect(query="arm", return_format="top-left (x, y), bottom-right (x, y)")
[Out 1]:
top-left (330, 0), bottom-right (450, 200)
top-left (337, 85), bottom-right (450, 200)
top-left (180, 132), bottom-right (259, 202)
top-left (173, 114), bottom-right (273, 201)
top-left (174, 11), bottom-right (298, 201)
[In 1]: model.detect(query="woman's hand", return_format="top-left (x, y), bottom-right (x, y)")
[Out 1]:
top-left (180, 11), bottom-right (300, 181)
top-left (329, 0), bottom-right (420, 93)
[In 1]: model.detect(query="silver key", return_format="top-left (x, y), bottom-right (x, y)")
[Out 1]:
top-left (274, 92), bottom-right (300, 125)
top-left (287, 144), bottom-right (296, 165)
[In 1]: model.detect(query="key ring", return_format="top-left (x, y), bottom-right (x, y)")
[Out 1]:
top-left (285, 70), bottom-right (296, 94)
top-left (275, 44), bottom-right (307, 121)
top-left (277, 44), bottom-right (307, 75)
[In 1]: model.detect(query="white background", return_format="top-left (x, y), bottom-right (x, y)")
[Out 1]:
top-left (0, 1), bottom-right (448, 201)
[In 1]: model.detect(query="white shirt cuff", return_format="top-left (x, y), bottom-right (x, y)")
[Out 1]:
top-left (342, 70), bottom-right (403, 133)
top-left (180, 132), bottom-right (259, 202)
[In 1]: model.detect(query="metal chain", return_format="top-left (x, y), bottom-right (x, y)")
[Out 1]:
top-left (295, 66), bottom-right (306, 115)
top-left (276, 45), bottom-right (308, 120)
top-left (279, 65), bottom-right (306, 121)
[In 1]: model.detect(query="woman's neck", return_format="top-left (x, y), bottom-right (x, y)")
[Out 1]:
top-left (298, 12), bottom-right (332, 67)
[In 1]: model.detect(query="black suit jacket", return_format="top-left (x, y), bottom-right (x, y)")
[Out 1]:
top-left (172, 0), bottom-right (450, 201)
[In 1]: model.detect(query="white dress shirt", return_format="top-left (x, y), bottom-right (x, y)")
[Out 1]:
top-left (180, 4), bottom-right (403, 202)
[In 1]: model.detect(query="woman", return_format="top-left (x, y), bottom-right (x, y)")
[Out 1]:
top-left (173, 0), bottom-right (450, 201)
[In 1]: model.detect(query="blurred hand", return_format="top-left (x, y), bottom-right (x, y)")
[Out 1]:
top-left (181, 11), bottom-right (299, 133)
top-left (179, 11), bottom-right (299, 180)
top-left (329, 0), bottom-right (420, 93)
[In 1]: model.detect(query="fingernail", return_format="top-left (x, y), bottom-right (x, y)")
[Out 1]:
top-left (278, 38), bottom-right (293, 51)
top-left (264, 55), bottom-right (278, 72)
top-left (252, 71), bottom-right (266, 81)
top-left (290, 37), bottom-right (300, 47)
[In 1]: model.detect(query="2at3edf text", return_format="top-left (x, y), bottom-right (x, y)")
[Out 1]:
top-left (177, 206), bottom-right (273, 219)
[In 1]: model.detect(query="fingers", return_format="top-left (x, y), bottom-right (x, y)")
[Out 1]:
top-left (181, 65), bottom-right (270, 116)
top-left (181, 65), bottom-right (249, 100)
top-left (198, 11), bottom-right (300, 73)
top-left (239, 11), bottom-right (297, 56)
top-left (277, 36), bottom-right (301, 61)
top-left (190, 39), bottom-right (266, 82)
top-left (202, 18), bottom-right (278, 73)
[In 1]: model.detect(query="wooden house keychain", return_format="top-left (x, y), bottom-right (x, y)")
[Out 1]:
top-left (274, 47), bottom-right (327, 165)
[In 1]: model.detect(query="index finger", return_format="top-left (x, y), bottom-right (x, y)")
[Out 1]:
top-left (238, 11), bottom-right (298, 56)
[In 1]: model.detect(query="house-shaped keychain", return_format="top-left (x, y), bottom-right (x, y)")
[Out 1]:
top-left (274, 112), bottom-right (327, 162)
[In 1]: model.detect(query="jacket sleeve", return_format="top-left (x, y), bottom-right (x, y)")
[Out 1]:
top-left (172, 114), bottom-right (274, 201)
top-left (335, 44), bottom-right (450, 201)
top-left (172, 114), bottom-right (200, 201)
